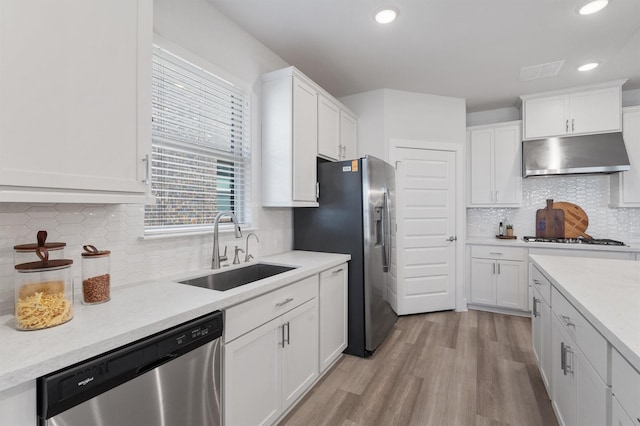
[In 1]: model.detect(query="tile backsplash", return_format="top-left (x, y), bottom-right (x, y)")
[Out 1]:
top-left (0, 203), bottom-right (292, 315)
top-left (467, 174), bottom-right (640, 242)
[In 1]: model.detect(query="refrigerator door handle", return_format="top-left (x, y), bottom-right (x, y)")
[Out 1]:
top-left (382, 191), bottom-right (391, 272)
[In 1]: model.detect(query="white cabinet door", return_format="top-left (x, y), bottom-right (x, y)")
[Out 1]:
top-left (570, 87), bottom-right (621, 135)
top-left (281, 299), bottom-right (318, 409)
top-left (468, 122), bottom-right (521, 206)
top-left (524, 95), bottom-right (569, 139)
top-left (292, 77), bottom-right (318, 202)
top-left (319, 265), bottom-right (348, 372)
top-left (496, 260), bottom-right (526, 310)
top-left (576, 347), bottom-right (608, 426)
top-left (223, 317), bottom-right (281, 426)
top-left (340, 110), bottom-right (357, 160)
top-left (531, 290), bottom-right (552, 393)
top-left (0, 0), bottom-right (151, 202)
top-left (552, 316), bottom-right (577, 426)
top-left (470, 258), bottom-right (495, 306)
top-left (493, 125), bottom-right (522, 205)
top-left (611, 107), bottom-right (640, 207)
top-left (469, 128), bottom-right (493, 205)
top-left (318, 95), bottom-right (341, 161)
top-left (612, 396), bottom-right (636, 426)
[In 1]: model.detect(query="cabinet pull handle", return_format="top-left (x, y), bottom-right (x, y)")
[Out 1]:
top-left (143, 154), bottom-right (151, 185)
top-left (532, 297), bottom-right (539, 317)
top-left (571, 118), bottom-right (574, 132)
top-left (281, 324), bottom-right (286, 348)
top-left (497, 263), bottom-right (501, 274)
top-left (533, 279), bottom-right (541, 286)
top-left (489, 252), bottom-right (503, 256)
top-left (495, 191), bottom-right (498, 202)
top-left (332, 268), bottom-right (344, 275)
top-left (561, 315), bottom-right (575, 327)
top-left (492, 263), bottom-right (496, 274)
top-left (566, 119), bottom-right (569, 133)
top-left (276, 297), bottom-right (294, 308)
top-left (565, 344), bottom-right (574, 375)
top-left (285, 321), bottom-right (290, 345)
top-left (561, 342), bottom-right (566, 373)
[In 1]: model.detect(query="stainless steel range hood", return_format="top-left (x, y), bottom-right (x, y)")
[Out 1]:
top-left (522, 132), bottom-right (630, 177)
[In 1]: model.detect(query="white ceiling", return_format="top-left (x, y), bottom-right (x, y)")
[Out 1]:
top-left (207, 0), bottom-right (640, 112)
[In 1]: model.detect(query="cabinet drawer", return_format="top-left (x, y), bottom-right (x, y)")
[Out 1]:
top-left (225, 275), bottom-right (318, 342)
top-left (531, 265), bottom-right (552, 304)
top-left (551, 286), bottom-right (608, 382)
top-left (471, 245), bottom-right (526, 261)
top-left (612, 349), bottom-right (640, 424)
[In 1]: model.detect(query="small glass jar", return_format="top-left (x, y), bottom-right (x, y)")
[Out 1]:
top-left (15, 248), bottom-right (74, 331)
top-left (13, 230), bottom-right (66, 265)
top-left (81, 245), bottom-right (111, 305)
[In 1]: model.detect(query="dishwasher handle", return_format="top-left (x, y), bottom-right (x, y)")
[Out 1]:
top-left (136, 353), bottom-right (178, 376)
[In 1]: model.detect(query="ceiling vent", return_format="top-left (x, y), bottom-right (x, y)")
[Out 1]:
top-left (519, 60), bottom-right (565, 81)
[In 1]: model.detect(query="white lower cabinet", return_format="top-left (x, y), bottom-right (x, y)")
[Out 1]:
top-left (223, 273), bottom-right (324, 426)
top-left (551, 314), bottom-right (608, 426)
top-left (469, 246), bottom-right (528, 311)
top-left (612, 349), bottom-right (640, 426)
top-left (612, 396), bottom-right (636, 426)
top-left (319, 264), bottom-right (348, 372)
top-left (531, 282), bottom-right (552, 392)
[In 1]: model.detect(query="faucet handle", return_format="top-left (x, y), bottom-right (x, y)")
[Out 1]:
top-left (219, 245), bottom-right (228, 262)
top-left (233, 245), bottom-right (244, 264)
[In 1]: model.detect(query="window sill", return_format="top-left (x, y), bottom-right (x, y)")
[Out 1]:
top-left (140, 225), bottom-right (257, 241)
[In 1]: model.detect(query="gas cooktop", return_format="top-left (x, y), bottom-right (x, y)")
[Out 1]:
top-left (522, 236), bottom-right (626, 246)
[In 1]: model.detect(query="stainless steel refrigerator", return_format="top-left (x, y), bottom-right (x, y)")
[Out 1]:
top-left (294, 156), bottom-right (397, 357)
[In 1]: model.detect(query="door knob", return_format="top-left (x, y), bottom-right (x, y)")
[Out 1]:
top-left (447, 236), bottom-right (457, 242)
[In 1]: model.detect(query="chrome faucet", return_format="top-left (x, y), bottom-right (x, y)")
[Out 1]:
top-left (212, 212), bottom-right (242, 269)
top-left (244, 233), bottom-right (260, 262)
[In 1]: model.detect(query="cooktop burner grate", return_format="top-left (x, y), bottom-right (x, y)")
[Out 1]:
top-left (522, 236), bottom-right (626, 246)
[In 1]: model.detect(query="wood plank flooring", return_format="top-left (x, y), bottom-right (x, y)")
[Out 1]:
top-left (280, 310), bottom-right (558, 426)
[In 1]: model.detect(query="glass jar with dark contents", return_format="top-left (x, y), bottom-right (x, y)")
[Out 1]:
top-left (81, 245), bottom-right (111, 304)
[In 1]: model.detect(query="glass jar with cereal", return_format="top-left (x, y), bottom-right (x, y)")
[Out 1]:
top-left (14, 247), bottom-right (73, 331)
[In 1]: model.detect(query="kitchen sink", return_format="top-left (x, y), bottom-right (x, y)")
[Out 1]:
top-left (178, 263), bottom-right (297, 291)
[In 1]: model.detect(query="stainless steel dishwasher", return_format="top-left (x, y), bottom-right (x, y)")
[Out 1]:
top-left (37, 311), bottom-right (223, 426)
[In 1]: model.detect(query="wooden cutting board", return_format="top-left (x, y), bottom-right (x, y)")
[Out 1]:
top-left (536, 199), bottom-right (565, 238)
top-left (553, 201), bottom-right (591, 239)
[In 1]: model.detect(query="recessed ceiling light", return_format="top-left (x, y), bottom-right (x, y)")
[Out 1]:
top-left (374, 6), bottom-right (398, 24)
top-left (578, 0), bottom-right (609, 15)
top-left (578, 62), bottom-right (600, 71)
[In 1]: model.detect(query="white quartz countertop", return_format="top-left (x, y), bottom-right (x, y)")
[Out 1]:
top-left (529, 254), bottom-right (640, 371)
top-left (0, 250), bottom-right (350, 392)
top-left (467, 237), bottom-right (640, 253)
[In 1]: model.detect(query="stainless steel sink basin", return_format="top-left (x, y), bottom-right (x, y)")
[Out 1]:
top-left (178, 263), bottom-right (297, 291)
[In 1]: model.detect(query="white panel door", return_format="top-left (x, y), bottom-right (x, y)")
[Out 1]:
top-left (395, 148), bottom-right (456, 314)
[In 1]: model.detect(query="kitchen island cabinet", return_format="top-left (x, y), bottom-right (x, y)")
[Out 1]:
top-left (529, 255), bottom-right (640, 426)
top-left (467, 121), bottom-right (522, 206)
top-left (531, 265), bottom-right (552, 393)
top-left (610, 106), bottom-right (640, 207)
top-left (521, 80), bottom-right (624, 140)
top-left (0, 0), bottom-right (152, 203)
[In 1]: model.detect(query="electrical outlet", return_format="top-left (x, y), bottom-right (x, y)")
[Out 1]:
top-left (479, 227), bottom-right (487, 234)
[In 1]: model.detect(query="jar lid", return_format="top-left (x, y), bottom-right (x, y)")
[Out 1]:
top-left (14, 230), bottom-right (66, 251)
top-left (81, 245), bottom-right (111, 257)
top-left (15, 247), bottom-right (73, 271)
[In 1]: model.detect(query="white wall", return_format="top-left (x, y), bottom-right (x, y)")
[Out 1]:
top-left (622, 88), bottom-right (640, 107)
top-left (0, 0), bottom-right (294, 315)
top-left (466, 106), bottom-right (521, 126)
top-left (340, 88), bottom-right (466, 162)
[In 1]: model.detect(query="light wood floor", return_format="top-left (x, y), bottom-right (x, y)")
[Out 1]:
top-left (280, 310), bottom-right (558, 426)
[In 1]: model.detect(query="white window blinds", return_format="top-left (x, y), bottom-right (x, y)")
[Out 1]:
top-left (145, 45), bottom-right (250, 235)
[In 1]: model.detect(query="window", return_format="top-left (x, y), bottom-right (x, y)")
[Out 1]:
top-left (145, 45), bottom-right (250, 235)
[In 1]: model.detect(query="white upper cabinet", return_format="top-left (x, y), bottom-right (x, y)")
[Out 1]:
top-left (339, 110), bottom-right (357, 160)
top-left (521, 80), bottom-right (625, 140)
top-left (467, 121), bottom-right (522, 207)
top-left (318, 95), bottom-right (341, 161)
top-left (610, 106), bottom-right (640, 207)
top-left (262, 68), bottom-right (319, 207)
top-left (0, 0), bottom-right (152, 203)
